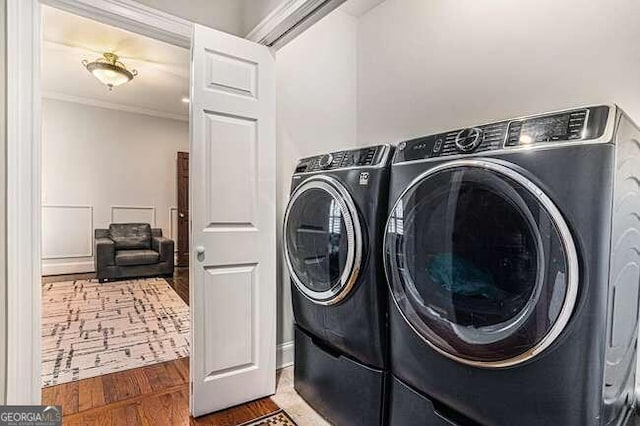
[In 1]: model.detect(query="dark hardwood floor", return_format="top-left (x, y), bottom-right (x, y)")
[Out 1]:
top-left (166, 266), bottom-right (189, 305)
top-left (41, 268), bottom-right (276, 424)
top-left (42, 357), bottom-right (281, 425)
top-left (43, 266), bottom-right (190, 306)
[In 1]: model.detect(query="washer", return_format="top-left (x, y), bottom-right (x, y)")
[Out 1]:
top-left (384, 105), bottom-right (640, 425)
top-left (284, 144), bottom-right (393, 426)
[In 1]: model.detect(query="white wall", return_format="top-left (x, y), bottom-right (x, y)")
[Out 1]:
top-left (41, 99), bottom-right (188, 275)
top-left (276, 10), bottom-right (358, 345)
top-left (134, 0), bottom-right (245, 36)
top-left (242, 0), bottom-right (285, 36)
top-left (357, 0), bottom-right (640, 144)
top-left (135, 0), bottom-right (289, 37)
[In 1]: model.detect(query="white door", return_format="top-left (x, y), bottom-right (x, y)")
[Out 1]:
top-left (190, 24), bottom-right (276, 417)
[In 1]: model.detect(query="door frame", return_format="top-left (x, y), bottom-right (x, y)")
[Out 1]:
top-left (6, 0), bottom-right (193, 404)
top-left (246, 0), bottom-right (347, 49)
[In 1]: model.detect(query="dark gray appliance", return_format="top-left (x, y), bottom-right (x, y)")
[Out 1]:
top-left (284, 144), bottom-right (393, 426)
top-left (384, 105), bottom-right (640, 425)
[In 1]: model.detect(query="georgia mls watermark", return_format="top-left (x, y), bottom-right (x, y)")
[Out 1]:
top-left (0, 406), bottom-right (61, 426)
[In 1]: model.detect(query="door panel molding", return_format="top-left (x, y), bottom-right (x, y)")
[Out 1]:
top-left (202, 263), bottom-right (258, 378)
top-left (203, 112), bottom-right (257, 228)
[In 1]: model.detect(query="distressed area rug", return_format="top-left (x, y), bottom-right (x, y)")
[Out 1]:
top-left (42, 277), bottom-right (190, 387)
top-left (240, 410), bottom-right (298, 426)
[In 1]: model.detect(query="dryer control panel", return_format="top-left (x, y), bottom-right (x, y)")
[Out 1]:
top-left (394, 105), bottom-right (610, 163)
top-left (295, 145), bottom-right (389, 173)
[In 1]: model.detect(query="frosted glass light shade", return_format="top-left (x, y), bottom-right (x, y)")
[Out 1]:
top-left (82, 52), bottom-right (137, 90)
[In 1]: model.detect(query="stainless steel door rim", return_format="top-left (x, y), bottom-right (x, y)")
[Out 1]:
top-left (384, 158), bottom-right (579, 368)
top-left (284, 175), bottom-right (363, 305)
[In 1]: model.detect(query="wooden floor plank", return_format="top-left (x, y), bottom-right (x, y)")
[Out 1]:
top-left (166, 267), bottom-right (189, 305)
top-left (144, 361), bottom-right (176, 392)
top-left (102, 368), bottom-right (142, 404)
top-left (165, 357), bottom-right (188, 384)
top-left (44, 358), bottom-right (189, 413)
top-left (192, 398), bottom-right (280, 426)
top-left (42, 380), bottom-right (79, 416)
top-left (62, 383), bottom-right (189, 424)
top-left (76, 404), bottom-right (115, 426)
top-left (137, 388), bottom-right (191, 426)
top-left (41, 386), bottom-right (55, 408)
top-left (59, 384), bottom-right (281, 425)
top-left (133, 367), bottom-right (154, 395)
top-left (111, 402), bottom-right (142, 426)
top-left (78, 376), bottom-right (106, 412)
top-left (174, 356), bottom-right (190, 381)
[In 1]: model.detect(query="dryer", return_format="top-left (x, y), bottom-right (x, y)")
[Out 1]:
top-left (284, 144), bottom-right (393, 426)
top-left (384, 105), bottom-right (640, 425)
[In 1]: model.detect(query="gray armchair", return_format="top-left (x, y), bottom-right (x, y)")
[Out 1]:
top-left (94, 223), bottom-right (174, 282)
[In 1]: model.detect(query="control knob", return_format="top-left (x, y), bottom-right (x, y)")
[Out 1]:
top-left (455, 128), bottom-right (483, 153)
top-left (318, 153), bottom-right (334, 169)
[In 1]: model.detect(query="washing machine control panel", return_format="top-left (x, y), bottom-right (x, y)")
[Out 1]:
top-left (295, 145), bottom-right (387, 173)
top-left (393, 105), bottom-right (610, 164)
top-left (455, 127), bottom-right (483, 152)
top-left (505, 109), bottom-right (589, 147)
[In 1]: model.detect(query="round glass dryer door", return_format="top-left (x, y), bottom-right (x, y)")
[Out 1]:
top-left (384, 159), bottom-right (578, 367)
top-left (284, 175), bottom-right (362, 305)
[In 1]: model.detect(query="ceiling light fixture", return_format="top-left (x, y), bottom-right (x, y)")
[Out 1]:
top-left (181, 97), bottom-right (190, 104)
top-left (82, 52), bottom-right (138, 90)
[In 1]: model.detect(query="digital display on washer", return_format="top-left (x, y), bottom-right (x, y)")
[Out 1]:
top-left (521, 114), bottom-right (571, 142)
top-left (506, 110), bottom-right (588, 147)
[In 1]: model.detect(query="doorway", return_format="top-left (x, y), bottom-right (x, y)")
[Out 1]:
top-left (13, 0), bottom-right (280, 420)
top-left (39, 0), bottom-right (192, 398)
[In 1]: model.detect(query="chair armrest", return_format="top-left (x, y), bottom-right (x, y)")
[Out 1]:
top-left (152, 236), bottom-right (174, 263)
top-left (95, 228), bottom-right (110, 239)
top-left (95, 237), bottom-right (115, 268)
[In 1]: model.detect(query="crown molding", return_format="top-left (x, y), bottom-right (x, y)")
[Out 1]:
top-left (41, 0), bottom-right (193, 48)
top-left (42, 91), bottom-right (189, 122)
top-left (246, 0), bottom-right (346, 50)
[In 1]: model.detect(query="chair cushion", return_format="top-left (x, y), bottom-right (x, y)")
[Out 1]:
top-left (115, 249), bottom-right (160, 266)
top-left (109, 223), bottom-right (152, 250)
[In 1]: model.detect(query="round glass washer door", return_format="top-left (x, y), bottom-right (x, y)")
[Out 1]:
top-left (284, 175), bottom-right (363, 305)
top-left (384, 159), bottom-right (579, 367)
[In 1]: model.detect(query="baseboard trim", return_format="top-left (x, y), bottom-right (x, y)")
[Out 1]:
top-left (42, 261), bottom-right (94, 276)
top-left (277, 341), bottom-right (294, 369)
